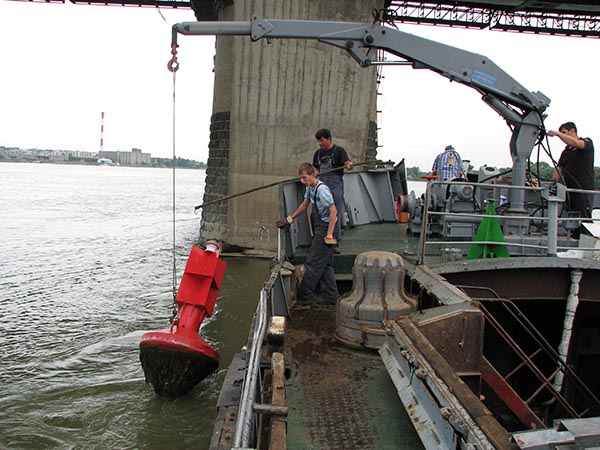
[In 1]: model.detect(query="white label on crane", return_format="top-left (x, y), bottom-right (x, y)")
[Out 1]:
top-left (471, 68), bottom-right (498, 89)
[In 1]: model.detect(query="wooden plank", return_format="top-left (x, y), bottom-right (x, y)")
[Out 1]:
top-left (257, 370), bottom-right (273, 450)
top-left (269, 352), bottom-right (287, 450)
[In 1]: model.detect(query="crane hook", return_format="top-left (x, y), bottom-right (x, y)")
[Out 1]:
top-left (167, 43), bottom-right (179, 72)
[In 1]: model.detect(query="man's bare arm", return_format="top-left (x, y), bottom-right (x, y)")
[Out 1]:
top-left (548, 130), bottom-right (586, 149)
top-left (291, 199), bottom-right (310, 220)
top-left (326, 204), bottom-right (337, 239)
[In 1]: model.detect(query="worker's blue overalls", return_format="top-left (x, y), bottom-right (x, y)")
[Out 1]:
top-left (297, 182), bottom-right (339, 302)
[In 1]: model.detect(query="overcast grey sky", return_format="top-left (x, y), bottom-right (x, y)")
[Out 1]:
top-left (0, 2), bottom-right (213, 162)
top-left (1, 2), bottom-right (598, 170)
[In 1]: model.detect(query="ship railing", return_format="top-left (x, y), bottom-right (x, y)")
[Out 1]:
top-left (234, 287), bottom-right (268, 448)
top-left (233, 250), bottom-right (291, 449)
top-left (417, 180), bottom-right (600, 264)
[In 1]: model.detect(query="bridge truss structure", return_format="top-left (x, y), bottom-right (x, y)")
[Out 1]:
top-left (384, 1), bottom-right (600, 38)
top-left (11, 0), bottom-right (600, 38)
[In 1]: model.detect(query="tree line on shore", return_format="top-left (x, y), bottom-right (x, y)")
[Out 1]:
top-left (152, 157), bottom-right (207, 169)
top-left (406, 161), bottom-right (600, 187)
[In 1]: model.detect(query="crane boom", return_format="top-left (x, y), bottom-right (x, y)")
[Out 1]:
top-left (172, 17), bottom-right (551, 211)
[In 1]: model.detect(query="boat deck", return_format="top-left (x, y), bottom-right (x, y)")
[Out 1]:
top-left (284, 302), bottom-right (423, 450)
top-left (337, 222), bottom-right (417, 256)
top-left (293, 222), bottom-right (422, 277)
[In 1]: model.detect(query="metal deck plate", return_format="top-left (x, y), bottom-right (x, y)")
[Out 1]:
top-left (285, 303), bottom-right (423, 450)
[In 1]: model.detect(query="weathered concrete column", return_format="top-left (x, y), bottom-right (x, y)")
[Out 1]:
top-left (200, 0), bottom-right (381, 253)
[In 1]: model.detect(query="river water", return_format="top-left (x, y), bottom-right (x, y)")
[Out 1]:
top-left (1, 163), bottom-right (426, 449)
top-left (0, 163), bottom-right (269, 450)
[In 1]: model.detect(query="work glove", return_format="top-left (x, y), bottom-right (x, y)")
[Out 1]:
top-left (275, 216), bottom-right (294, 229)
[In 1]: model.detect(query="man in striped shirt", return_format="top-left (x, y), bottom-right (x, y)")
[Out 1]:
top-left (432, 145), bottom-right (465, 180)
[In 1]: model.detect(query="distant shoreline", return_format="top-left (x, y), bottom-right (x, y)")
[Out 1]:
top-left (0, 159), bottom-right (207, 170)
top-left (0, 159), bottom-right (425, 177)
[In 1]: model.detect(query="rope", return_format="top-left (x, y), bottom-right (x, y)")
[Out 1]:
top-left (156, 7), bottom-right (168, 24)
top-left (194, 159), bottom-right (379, 211)
top-left (170, 56), bottom-right (178, 321)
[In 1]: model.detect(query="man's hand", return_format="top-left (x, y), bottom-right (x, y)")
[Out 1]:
top-left (324, 235), bottom-right (337, 245)
top-left (547, 130), bottom-right (559, 137)
top-left (275, 216), bottom-right (294, 229)
top-left (275, 219), bottom-right (289, 229)
top-left (345, 161), bottom-right (353, 170)
top-left (551, 167), bottom-right (562, 183)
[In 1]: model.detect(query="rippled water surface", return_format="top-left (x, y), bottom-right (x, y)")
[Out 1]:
top-left (0, 163), bottom-right (269, 449)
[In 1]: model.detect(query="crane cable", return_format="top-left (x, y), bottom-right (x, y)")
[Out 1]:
top-left (168, 44), bottom-right (180, 320)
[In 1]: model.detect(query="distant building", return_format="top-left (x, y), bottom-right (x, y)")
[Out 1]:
top-left (75, 150), bottom-right (95, 158)
top-left (98, 148), bottom-right (151, 166)
top-left (1, 147), bottom-right (98, 163)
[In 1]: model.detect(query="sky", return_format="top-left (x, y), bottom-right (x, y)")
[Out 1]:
top-left (0, 2), bottom-right (598, 170)
top-left (0, 2), bottom-right (213, 162)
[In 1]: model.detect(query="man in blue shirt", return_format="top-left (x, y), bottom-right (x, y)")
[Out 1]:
top-left (432, 145), bottom-right (465, 180)
top-left (276, 163), bottom-right (339, 302)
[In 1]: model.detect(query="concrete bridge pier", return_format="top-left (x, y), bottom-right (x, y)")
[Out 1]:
top-left (199, 0), bottom-right (382, 254)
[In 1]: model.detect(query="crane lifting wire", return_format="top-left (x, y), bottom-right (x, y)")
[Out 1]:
top-left (139, 43), bottom-right (225, 398)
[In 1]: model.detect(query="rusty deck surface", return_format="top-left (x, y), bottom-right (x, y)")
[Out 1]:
top-left (285, 303), bottom-right (423, 450)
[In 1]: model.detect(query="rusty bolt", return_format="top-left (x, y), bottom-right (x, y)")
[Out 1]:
top-left (440, 407), bottom-right (453, 420)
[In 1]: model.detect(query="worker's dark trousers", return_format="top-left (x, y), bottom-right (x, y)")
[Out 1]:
top-left (298, 216), bottom-right (338, 302)
top-left (567, 191), bottom-right (593, 219)
top-left (329, 183), bottom-right (345, 242)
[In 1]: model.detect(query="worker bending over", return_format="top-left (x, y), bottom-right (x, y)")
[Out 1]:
top-left (276, 163), bottom-right (339, 303)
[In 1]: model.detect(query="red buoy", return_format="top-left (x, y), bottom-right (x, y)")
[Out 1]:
top-left (139, 242), bottom-right (226, 397)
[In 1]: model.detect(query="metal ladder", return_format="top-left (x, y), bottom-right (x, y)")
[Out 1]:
top-left (461, 286), bottom-right (600, 429)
